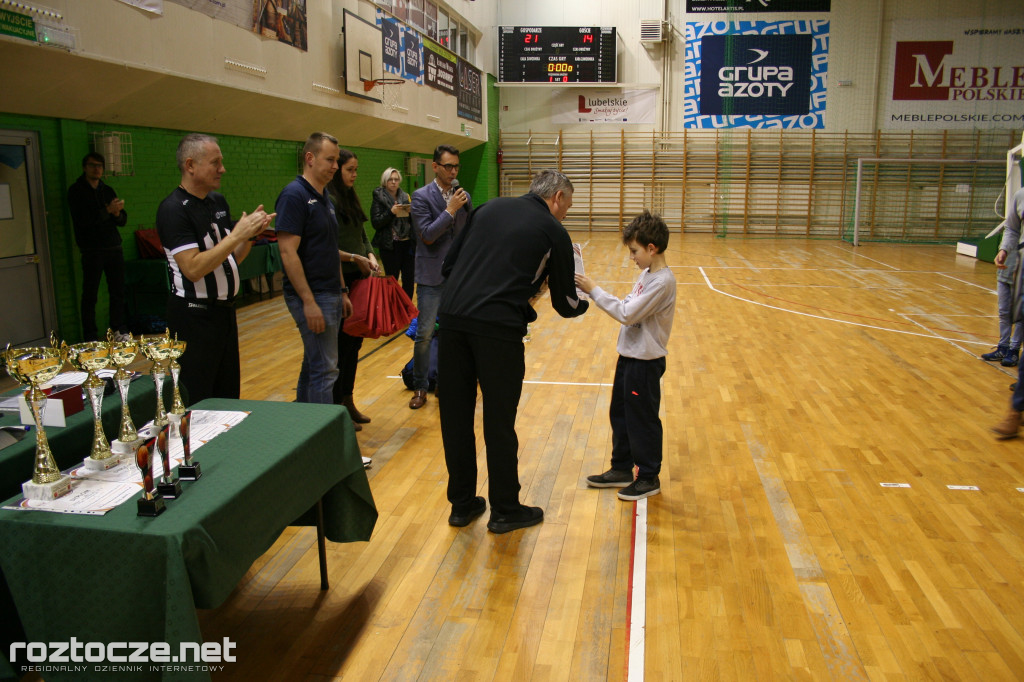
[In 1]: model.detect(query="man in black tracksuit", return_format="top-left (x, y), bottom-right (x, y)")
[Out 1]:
top-left (438, 170), bottom-right (589, 534)
top-left (67, 152), bottom-right (128, 341)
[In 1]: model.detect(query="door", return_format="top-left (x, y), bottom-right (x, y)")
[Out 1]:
top-left (0, 131), bottom-right (57, 347)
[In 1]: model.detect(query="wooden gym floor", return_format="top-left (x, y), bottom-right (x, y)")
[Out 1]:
top-left (196, 233), bottom-right (1024, 681)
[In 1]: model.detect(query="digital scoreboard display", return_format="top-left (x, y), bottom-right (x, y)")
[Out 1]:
top-left (498, 26), bottom-right (617, 83)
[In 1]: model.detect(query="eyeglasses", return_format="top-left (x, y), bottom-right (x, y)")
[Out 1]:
top-left (85, 162), bottom-right (104, 168)
top-left (439, 164), bottom-right (460, 171)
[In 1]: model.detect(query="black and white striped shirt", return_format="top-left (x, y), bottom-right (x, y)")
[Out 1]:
top-left (156, 187), bottom-right (240, 302)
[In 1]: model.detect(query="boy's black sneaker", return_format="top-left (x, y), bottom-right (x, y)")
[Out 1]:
top-left (448, 496), bottom-right (486, 527)
top-left (486, 505), bottom-right (543, 534)
top-left (586, 468), bottom-right (634, 488)
top-left (617, 476), bottom-right (661, 501)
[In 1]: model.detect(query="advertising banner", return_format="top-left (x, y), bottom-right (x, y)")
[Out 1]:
top-left (457, 60), bottom-right (483, 123)
top-left (885, 19), bottom-right (1024, 129)
top-left (683, 20), bottom-right (828, 129)
top-left (687, 0), bottom-right (830, 12)
top-left (375, 9), bottom-right (423, 84)
top-left (551, 89), bottom-right (657, 124)
top-left (424, 38), bottom-right (457, 96)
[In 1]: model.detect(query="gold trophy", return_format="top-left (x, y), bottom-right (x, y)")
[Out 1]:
top-left (2, 340), bottom-right (73, 500)
top-left (66, 339), bottom-right (118, 470)
top-left (166, 333), bottom-right (187, 417)
top-left (108, 331), bottom-right (142, 456)
top-left (139, 332), bottom-right (176, 429)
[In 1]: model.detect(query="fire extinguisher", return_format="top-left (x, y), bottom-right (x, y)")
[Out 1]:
top-left (496, 148), bottom-right (503, 165)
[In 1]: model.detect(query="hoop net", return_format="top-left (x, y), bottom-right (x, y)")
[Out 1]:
top-left (364, 78), bottom-right (405, 111)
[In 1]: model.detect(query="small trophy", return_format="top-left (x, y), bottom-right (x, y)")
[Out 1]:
top-left (135, 436), bottom-right (166, 517)
top-left (108, 332), bottom-right (142, 456)
top-left (166, 334), bottom-right (188, 418)
top-left (3, 340), bottom-right (73, 500)
top-left (66, 339), bottom-right (118, 470)
top-left (139, 332), bottom-right (175, 428)
top-left (176, 410), bottom-right (202, 480)
top-left (155, 423), bottom-right (182, 499)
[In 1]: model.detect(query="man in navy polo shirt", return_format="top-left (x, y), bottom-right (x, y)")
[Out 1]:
top-left (157, 133), bottom-right (274, 403)
top-left (276, 132), bottom-right (368, 404)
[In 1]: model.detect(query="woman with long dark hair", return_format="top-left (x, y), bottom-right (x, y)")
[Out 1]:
top-left (327, 148), bottom-right (378, 429)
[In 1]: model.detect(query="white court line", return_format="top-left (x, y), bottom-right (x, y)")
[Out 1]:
top-left (627, 498), bottom-right (648, 682)
top-left (832, 245), bottom-right (900, 270)
top-left (387, 376), bottom-right (612, 386)
top-left (937, 272), bottom-right (997, 294)
top-left (898, 313), bottom-right (980, 358)
top-left (699, 267), bottom-right (990, 346)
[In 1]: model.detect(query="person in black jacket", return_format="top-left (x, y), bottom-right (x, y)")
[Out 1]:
top-left (370, 167), bottom-right (415, 300)
top-left (67, 152), bottom-right (128, 341)
top-left (438, 170), bottom-right (589, 534)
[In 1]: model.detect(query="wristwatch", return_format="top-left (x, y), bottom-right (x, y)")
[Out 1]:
top-left (340, 287), bottom-right (349, 294)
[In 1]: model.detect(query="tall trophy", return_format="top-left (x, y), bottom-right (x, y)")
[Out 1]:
top-left (108, 332), bottom-right (141, 456)
top-left (177, 409), bottom-right (201, 480)
top-left (139, 332), bottom-right (176, 429)
top-left (135, 435), bottom-right (165, 516)
top-left (166, 333), bottom-right (188, 434)
top-left (66, 339), bottom-right (118, 470)
top-left (2, 341), bottom-right (73, 500)
top-left (155, 423), bottom-right (181, 499)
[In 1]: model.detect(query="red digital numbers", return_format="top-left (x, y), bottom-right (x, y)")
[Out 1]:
top-left (524, 34), bottom-right (538, 44)
top-left (583, 34), bottom-right (593, 43)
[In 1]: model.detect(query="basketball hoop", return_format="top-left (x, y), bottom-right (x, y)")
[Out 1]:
top-left (363, 77), bottom-right (405, 92)
top-left (363, 77), bottom-right (407, 112)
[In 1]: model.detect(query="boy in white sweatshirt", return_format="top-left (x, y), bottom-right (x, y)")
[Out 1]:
top-left (575, 210), bottom-right (677, 500)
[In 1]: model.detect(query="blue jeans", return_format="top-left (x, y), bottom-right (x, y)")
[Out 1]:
top-left (413, 283), bottom-right (444, 391)
top-left (997, 279), bottom-right (1023, 351)
top-left (284, 290), bottom-right (343, 404)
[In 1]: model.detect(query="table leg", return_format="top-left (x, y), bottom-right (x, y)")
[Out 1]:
top-left (316, 498), bottom-right (329, 590)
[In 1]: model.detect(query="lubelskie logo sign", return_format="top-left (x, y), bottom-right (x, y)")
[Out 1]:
top-left (699, 34), bottom-right (812, 116)
top-left (892, 40), bottom-right (1024, 101)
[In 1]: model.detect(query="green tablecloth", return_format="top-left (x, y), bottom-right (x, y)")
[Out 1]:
top-left (0, 377), bottom-right (161, 502)
top-left (0, 399), bottom-right (376, 682)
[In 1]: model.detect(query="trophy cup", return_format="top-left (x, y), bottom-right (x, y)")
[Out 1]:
top-left (139, 332), bottom-right (176, 429)
top-left (3, 341), bottom-right (73, 500)
top-left (155, 423), bottom-right (181, 499)
top-left (135, 435), bottom-right (166, 516)
top-left (176, 410), bottom-right (202, 480)
top-left (167, 334), bottom-right (187, 418)
top-left (66, 339), bottom-right (118, 471)
top-left (108, 332), bottom-right (142, 456)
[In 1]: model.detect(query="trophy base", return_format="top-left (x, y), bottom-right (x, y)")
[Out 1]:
top-left (137, 494), bottom-right (166, 517)
top-left (82, 454), bottom-right (121, 471)
top-left (178, 462), bottom-right (202, 481)
top-left (22, 476), bottom-right (73, 501)
top-left (111, 438), bottom-right (142, 457)
top-left (157, 478), bottom-right (183, 499)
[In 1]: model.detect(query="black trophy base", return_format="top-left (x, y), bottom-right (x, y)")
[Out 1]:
top-left (158, 478), bottom-right (183, 499)
top-left (178, 462), bottom-right (202, 481)
top-left (137, 494), bottom-right (166, 517)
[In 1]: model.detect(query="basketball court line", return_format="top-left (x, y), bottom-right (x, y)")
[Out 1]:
top-left (831, 245), bottom-right (901, 270)
top-left (937, 272), bottom-right (998, 293)
top-left (626, 498), bottom-right (648, 682)
top-left (699, 266), bottom-right (991, 346)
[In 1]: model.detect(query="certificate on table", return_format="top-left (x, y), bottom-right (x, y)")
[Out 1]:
top-left (1, 410), bottom-right (249, 515)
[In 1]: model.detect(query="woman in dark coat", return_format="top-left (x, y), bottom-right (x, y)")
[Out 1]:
top-left (370, 167), bottom-right (415, 300)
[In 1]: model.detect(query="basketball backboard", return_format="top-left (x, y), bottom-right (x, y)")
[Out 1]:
top-left (343, 9), bottom-right (383, 103)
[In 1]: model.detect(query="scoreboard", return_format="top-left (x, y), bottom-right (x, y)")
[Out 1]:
top-left (498, 26), bottom-right (617, 83)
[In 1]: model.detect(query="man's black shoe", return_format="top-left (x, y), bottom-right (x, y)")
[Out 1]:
top-left (448, 496), bottom-right (486, 527)
top-left (486, 506), bottom-right (543, 534)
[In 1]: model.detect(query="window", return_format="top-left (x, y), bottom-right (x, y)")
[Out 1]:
top-left (424, 0), bottom-right (438, 40)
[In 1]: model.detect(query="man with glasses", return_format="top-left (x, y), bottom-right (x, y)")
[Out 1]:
top-left (408, 144), bottom-right (472, 409)
top-left (67, 152), bottom-right (129, 341)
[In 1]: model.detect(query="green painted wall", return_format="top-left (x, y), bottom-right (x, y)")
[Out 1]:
top-left (1, 111), bottom-right (497, 344)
